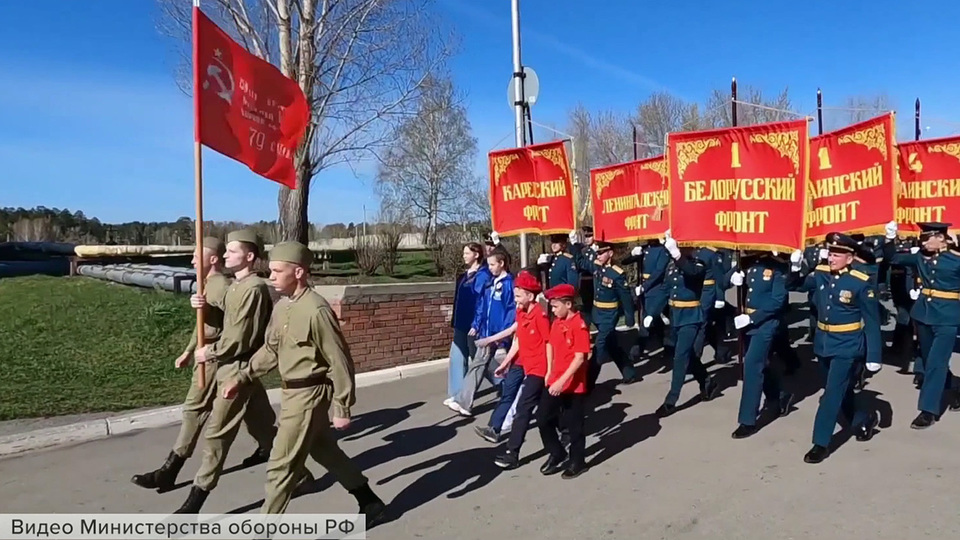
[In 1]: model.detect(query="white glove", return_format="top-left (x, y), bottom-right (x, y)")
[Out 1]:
top-left (537, 253), bottom-right (549, 265)
top-left (490, 231), bottom-right (501, 245)
top-left (568, 230), bottom-right (578, 244)
top-left (734, 314), bottom-right (751, 329)
top-left (790, 250), bottom-right (802, 264)
top-left (730, 271), bottom-right (745, 286)
top-left (660, 314), bottom-right (670, 325)
top-left (642, 315), bottom-right (653, 328)
top-left (909, 289), bottom-right (920, 301)
top-left (635, 286), bottom-right (643, 296)
top-left (714, 300), bottom-right (725, 309)
top-left (819, 248), bottom-right (828, 260)
top-left (730, 258), bottom-right (737, 269)
top-left (866, 362), bottom-right (882, 373)
top-left (910, 246), bottom-right (920, 254)
top-left (631, 246), bottom-right (643, 256)
top-left (772, 250), bottom-right (779, 256)
top-left (664, 229), bottom-right (672, 240)
top-left (885, 220), bottom-right (898, 239)
top-left (664, 237), bottom-right (680, 259)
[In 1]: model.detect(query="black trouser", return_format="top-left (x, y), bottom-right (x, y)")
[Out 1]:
top-left (537, 391), bottom-right (586, 466)
top-left (506, 375), bottom-right (545, 454)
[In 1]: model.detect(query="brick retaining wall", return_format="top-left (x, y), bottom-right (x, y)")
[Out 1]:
top-left (312, 282), bottom-right (455, 373)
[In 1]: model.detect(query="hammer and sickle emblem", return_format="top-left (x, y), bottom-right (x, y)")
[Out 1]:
top-left (908, 152), bottom-right (923, 173)
top-left (202, 54), bottom-right (235, 104)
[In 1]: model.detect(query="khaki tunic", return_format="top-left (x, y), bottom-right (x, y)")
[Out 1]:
top-left (192, 273), bottom-right (278, 492)
top-left (173, 272), bottom-right (230, 458)
top-left (238, 287), bottom-right (366, 514)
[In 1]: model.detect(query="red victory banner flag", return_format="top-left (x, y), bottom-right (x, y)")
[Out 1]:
top-left (667, 119), bottom-right (810, 252)
top-left (896, 134), bottom-right (960, 235)
top-left (806, 113), bottom-right (897, 241)
top-left (193, 6), bottom-right (310, 189)
top-left (488, 140), bottom-right (576, 235)
top-left (590, 156), bottom-right (669, 243)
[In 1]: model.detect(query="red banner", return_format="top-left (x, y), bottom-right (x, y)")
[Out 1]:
top-left (193, 6), bottom-right (310, 189)
top-left (896, 134), bottom-right (960, 235)
top-left (488, 140), bottom-right (576, 236)
top-left (667, 119), bottom-right (810, 252)
top-left (806, 114), bottom-right (896, 241)
top-left (590, 156), bottom-right (669, 243)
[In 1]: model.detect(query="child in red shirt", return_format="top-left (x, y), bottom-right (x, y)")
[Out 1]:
top-left (491, 270), bottom-right (549, 470)
top-left (538, 283), bottom-right (591, 479)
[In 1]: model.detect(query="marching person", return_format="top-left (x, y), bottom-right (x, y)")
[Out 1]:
top-left (883, 221), bottom-right (960, 428)
top-left (448, 248), bottom-right (516, 417)
top-left (537, 232), bottom-right (580, 290)
top-left (445, 242), bottom-right (492, 406)
top-left (538, 283), bottom-right (591, 479)
top-left (576, 226), bottom-right (598, 325)
top-left (727, 250), bottom-right (797, 438)
top-left (656, 232), bottom-right (720, 417)
top-left (572, 240), bottom-right (638, 389)
top-left (887, 236), bottom-right (921, 382)
top-left (791, 233), bottom-right (881, 463)
top-left (490, 270), bottom-right (550, 469)
top-left (624, 239), bottom-right (672, 361)
top-left (174, 229), bottom-right (285, 513)
top-left (131, 237), bottom-right (269, 492)
top-left (222, 241), bottom-right (387, 526)
top-left (698, 246), bottom-right (733, 365)
top-left (801, 241), bottom-right (828, 343)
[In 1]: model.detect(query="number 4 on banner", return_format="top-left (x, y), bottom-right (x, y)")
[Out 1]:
top-left (188, 0), bottom-right (310, 388)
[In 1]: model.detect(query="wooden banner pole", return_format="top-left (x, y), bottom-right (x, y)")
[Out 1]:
top-left (193, 0), bottom-right (206, 390)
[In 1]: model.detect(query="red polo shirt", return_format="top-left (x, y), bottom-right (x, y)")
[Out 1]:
top-left (547, 311), bottom-right (591, 394)
top-left (516, 302), bottom-right (549, 377)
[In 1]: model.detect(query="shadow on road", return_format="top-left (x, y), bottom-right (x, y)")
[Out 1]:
top-left (339, 402), bottom-right (426, 442)
top-left (586, 412), bottom-right (661, 468)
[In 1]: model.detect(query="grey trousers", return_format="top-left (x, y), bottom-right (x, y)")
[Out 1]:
top-left (454, 346), bottom-right (505, 412)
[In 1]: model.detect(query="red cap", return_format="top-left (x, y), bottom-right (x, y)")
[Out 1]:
top-left (514, 270), bottom-right (542, 294)
top-left (545, 283), bottom-right (576, 300)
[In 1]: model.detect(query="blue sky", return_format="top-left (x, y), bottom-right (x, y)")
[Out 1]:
top-left (2, 0), bottom-right (960, 225)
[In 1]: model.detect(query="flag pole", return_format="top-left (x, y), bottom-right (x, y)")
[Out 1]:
top-left (192, 0), bottom-right (207, 390)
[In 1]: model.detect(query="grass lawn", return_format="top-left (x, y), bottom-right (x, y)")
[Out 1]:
top-left (0, 275), bottom-right (280, 420)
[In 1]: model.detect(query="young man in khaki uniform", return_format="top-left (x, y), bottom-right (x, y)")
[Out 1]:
top-left (174, 229), bottom-right (284, 513)
top-left (130, 237), bottom-right (269, 492)
top-left (222, 241), bottom-right (386, 527)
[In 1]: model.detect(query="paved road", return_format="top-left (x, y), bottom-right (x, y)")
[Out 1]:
top-left (2, 303), bottom-right (960, 539)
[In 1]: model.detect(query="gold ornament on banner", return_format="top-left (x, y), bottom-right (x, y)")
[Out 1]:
top-left (750, 131), bottom-right (800, 175)
top-left (640, 158), bottom-right (668, 178)
top-left (593, 168), bottom-right (623, 198)
top-left (838, 123), bottom-right (887, 159)
top-left (532, 147), bottom-right (570, 177)
top-left (492, 154), bottom-right (520, 186)
top-left (675, 138), bottom-right (720, 179)
top-left (929, 142), bottom-right (960, 164)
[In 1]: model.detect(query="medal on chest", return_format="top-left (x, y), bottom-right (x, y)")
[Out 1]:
top-left (839, 290), bottom-right (852, 304)
top-left (601, 276), bottom-right (613, 287)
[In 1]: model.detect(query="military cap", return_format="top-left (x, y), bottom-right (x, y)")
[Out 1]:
top-left (850, 233), bottom-right (866, 243)
top-left (483, 233), bottom-right (496, 247)
top-left (201, 236), bottom-right (225, 257)
top-left (581, 225), bottom-right (594, 236)
top-left (826, 232), bottom-right (857, 254)
top-left (918, 222), bottom-right (951, 235)
top-left (595, 240), bottom-right (615, 253)
top-left (514, 270), bottom-right (542, 294)
top-left (227, 228), bottom-right (263, 249)
top-left (269, 241), bottom-right (314, 267)
top-left (545, 283), bottom-right (576, 301)
top-left (549, 233), bottom-right (569, 244)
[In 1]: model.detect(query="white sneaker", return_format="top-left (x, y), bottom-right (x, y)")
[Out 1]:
top-left (443, 397), bottom-right (453, 406)
top-left (447, 400), bottom-right (472, 417)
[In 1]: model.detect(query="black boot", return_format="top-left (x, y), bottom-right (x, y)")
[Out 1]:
top-left (174, 485), bottom-right (209, 514)
top-left (911, 412), bottom-right (936, 429)
top-left (731, 424), bottom-right (758, 439)
top-left (130, 450), bottom-right (186, 493)
top-left (241, 446), bottom-right (270, 468)
top-left (803, 445), bottom-right (830, 464)
top-left (350, 483), bottom-right (387, 529)
top-left (700, 378), bottom-right (719, 401)
top-left (855, 412), bottom-right (879, 442)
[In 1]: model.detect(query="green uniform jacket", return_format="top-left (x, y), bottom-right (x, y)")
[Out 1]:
top-left (184, 273), bottom-right (232, 353)
top-left (239, 287), bottom-right (357, 418)
top-left (206, 274), bottom-right (273, 364)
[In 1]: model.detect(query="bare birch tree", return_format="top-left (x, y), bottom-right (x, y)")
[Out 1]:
top-left (374, 74), bottom-right (477, 245)
top-left (157, 0), bottom-right (453, 243)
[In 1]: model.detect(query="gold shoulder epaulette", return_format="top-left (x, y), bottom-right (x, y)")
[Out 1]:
top-left (611, 265), bottom-right (624, 274)
top-left (815, 264), bottom-right (830, 272)
top-left (561, 252), bottom-right (573, 259)
top-left (850, 269), bottom-right (870, 281)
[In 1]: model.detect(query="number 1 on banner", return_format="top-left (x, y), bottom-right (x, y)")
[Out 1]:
top-left (818, 147), bottom-right (832, 170)
top-left (731, 142), bottom-right (741, 168)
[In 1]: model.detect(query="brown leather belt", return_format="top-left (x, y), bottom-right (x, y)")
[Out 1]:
top-left (281, 374), bottom-right (327, 389)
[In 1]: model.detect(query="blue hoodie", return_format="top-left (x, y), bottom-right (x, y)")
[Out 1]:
top-left (472, 271), bottom-right (516, 349)
top-left (451, 265), bottom-right (493, 332)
